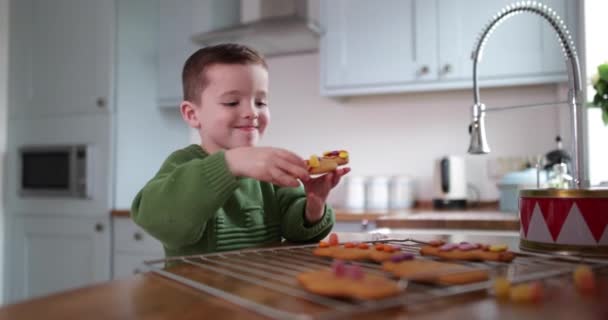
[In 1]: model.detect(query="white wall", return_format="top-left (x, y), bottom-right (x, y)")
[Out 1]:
top-left (0, 0), bottom-right (8, 304)
top-left (114, 0), bottom-right (188, 209)
top-left (583, 0), bottom-right (608, 186)
top-left (261, 53), bottom-right (562, 202)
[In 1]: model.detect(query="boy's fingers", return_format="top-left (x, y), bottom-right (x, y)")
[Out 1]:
top-left (333, 167), bottom-right (350, 185)
top-left (270, 166), bottom-right (300, 188)
top-left (277, 149), bottom-right (306, 168)
top-left (276, 157), bottom-right (310, 181)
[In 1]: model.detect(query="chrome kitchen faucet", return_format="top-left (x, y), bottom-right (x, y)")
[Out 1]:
top-left (467, 1), bottom-right (587, 188)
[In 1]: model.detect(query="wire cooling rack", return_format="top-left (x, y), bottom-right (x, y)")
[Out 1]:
top-left (142, 238), bottom-right (608, 320)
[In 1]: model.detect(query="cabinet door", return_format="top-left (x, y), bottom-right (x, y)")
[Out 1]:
top-left (113, 253), bottom-right (161, 279)
top-left (112, 218), bottom-right (163, 279)
top-left (25, 0), bottom-right (114, 116)
top-left (438, 0), bottom-right (570, 84)
top-left (321, 0), bottom-right (437, 96)
top-left (158, 0), bottom-right (200, 108)
top-left (7, 215), bottom-right (111, 303)
top-left (158, 0), bottom-right (239, 108)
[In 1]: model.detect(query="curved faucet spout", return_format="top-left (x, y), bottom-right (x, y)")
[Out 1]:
top-left (469, 1), bottom-right (587, 188)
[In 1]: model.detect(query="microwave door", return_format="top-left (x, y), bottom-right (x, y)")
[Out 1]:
top-left (19, 145), bottom-right (90, 198)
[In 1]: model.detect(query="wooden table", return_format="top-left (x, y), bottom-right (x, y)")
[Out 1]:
top-left (1, 232), bottom-right (606, 320)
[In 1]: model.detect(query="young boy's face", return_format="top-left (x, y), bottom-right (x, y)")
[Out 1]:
top-left (195, 63), bottom-right (269, 153)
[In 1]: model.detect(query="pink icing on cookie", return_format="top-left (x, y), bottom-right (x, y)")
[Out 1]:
top-left (458, 243), bottom-right (477, 251)
top-left (390, 253), bottom-right (415, 262)
top-left (346, 264), bottom-right (364, 280)
top-left (332, 260), bottom-right (346, 277)
top-left (439, 243), bottom-right (458, 251)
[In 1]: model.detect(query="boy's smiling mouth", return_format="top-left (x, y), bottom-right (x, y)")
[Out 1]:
top-left (234, 124), bottom-right (259, 132)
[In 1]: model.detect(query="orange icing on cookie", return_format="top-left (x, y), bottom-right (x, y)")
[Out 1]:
top-left (329, 233), bottom-right (339, 246)
top-left (358, 243), bottom-right (370, 249)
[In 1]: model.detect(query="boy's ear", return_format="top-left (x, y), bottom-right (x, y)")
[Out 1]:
top-left (180, 101), bottom-right (201, 129)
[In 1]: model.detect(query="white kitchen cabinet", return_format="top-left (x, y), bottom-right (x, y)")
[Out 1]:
top-left (157, 0), bottom-right (239, 108)
top-left (112, 217), bottom-right (164, 279)
top-left (9, 0), bottom-right (114, 117)
top-left (321, 0), bottom-right (438, 96)
top-left (321, 0), bottom-right (576, 97)
top-left (437, 0), bottom-right (573, 83)
top-left (7, 215), bottom-right (111, 303)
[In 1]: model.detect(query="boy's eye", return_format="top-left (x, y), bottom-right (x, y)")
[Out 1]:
top-left (222, 102), bottom-right (239, 107)
top-left (256, 101), bottom-right (267, 108)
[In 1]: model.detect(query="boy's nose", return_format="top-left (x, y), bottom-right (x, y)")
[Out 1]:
top-left (242, 103), bottom-right (259, 119)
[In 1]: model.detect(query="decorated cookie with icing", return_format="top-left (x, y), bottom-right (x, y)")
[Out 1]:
top-left (383, 258), bottom-right (489, 285)
top-left (297, 261), bottom-right (401, 300)
top-left (313, 239), bottom-right (405, 262)
top-left (420, 241), bottom-right (515, 262)
top-left (305, 150), bottom-right (349, 174)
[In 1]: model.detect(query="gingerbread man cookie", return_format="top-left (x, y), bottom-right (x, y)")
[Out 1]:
top-left (383, 257), bottom-right (489, 285)
top-left (313, 239), bottom-right (403, 263)
top-left (305, 150), bottom-right (349, 174)
top-left (419, 242), bottom-right (516, 262)
top-left (297, 261), bottom-right (401, 300)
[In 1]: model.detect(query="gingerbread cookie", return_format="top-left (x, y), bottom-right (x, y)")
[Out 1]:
top-left (313, 241), bottom-right (403, 262)
top-left (297, 261), bottom-right (401, 300)
top-left (420, 242), bottom-right (516, 262)
top-left (305, 150), bottom-right (349, 174)
top-left (383, 259), bottom-right (489, 285)
top-left (313, 246), bottom-right (370, 260)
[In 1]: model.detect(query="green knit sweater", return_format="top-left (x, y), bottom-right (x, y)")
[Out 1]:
top-left (131, 144), bottom-right (334, 257)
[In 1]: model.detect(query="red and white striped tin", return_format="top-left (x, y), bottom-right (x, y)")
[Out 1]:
top-left (519, 189), bottom-right (608, 257)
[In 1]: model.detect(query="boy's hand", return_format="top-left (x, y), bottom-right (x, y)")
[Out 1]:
top-left (225, 147), bottom-right (310, 187)
top-left (302, 167), bottom-right (351, 224)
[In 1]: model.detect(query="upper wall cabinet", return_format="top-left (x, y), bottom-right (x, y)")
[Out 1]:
top-left (437, 0), bottom-right (574, 82)
top-left (158, 0), bottom-right (239, 108)
top-left (320, 0), bottom-right (575, 97)
top-left (9, 0), bottom-right (115, 117)
top-left (321, 0), bottom-right (437, 96)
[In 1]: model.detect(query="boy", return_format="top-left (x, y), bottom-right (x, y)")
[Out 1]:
top-left (131, 43), bottom-right (349, 257)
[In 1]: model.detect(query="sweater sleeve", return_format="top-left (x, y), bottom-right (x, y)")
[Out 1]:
top-left (276, 186), bottom-right (334, 243)
top-left (131, 150), bottom-right (239, 249)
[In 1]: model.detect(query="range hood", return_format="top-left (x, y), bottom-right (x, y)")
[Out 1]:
top-left (191, 0), bottom-right (321, 57)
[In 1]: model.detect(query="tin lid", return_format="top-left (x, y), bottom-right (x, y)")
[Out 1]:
top-left (520, 188), bottom-right (608, 198)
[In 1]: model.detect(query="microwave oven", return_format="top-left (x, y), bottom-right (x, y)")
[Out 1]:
top-left (19, 145), bottom-right (93, 198)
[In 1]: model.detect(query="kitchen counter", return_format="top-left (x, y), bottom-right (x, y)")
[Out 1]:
top-left (1, 232), bottom-right (606, 320)
top-left (112, 201), bottom-right (520, 231)
top-left (335, 201), bottom-right (519, 231)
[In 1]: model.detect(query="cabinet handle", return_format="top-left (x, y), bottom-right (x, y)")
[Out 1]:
top-left (441, 64), bottom-right (453, 75)
top-left (96, 97), bottom-right (106, 108)
top-left (418, 65), bottom-right (430, 75)
top-left (95, 223), bottom-right (104, 233)
top-left (133, 232), bottom-right (143, 241)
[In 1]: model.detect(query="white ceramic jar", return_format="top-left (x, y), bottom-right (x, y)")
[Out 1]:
top-left (343, 175), bottom-right (366, 210)
top-left (365, 176), bottom-right (390, 210)
top-left (389, 176), bottom-right (415, 209)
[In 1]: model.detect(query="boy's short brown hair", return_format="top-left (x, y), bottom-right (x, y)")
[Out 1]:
top-left (182, 43), bottom-right (267, 103)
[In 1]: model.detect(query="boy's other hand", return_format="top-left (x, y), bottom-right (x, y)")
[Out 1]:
top-left (302, 167), bottom-right (351, 224)
top-left (225, 147), bottom-right (310, 188)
